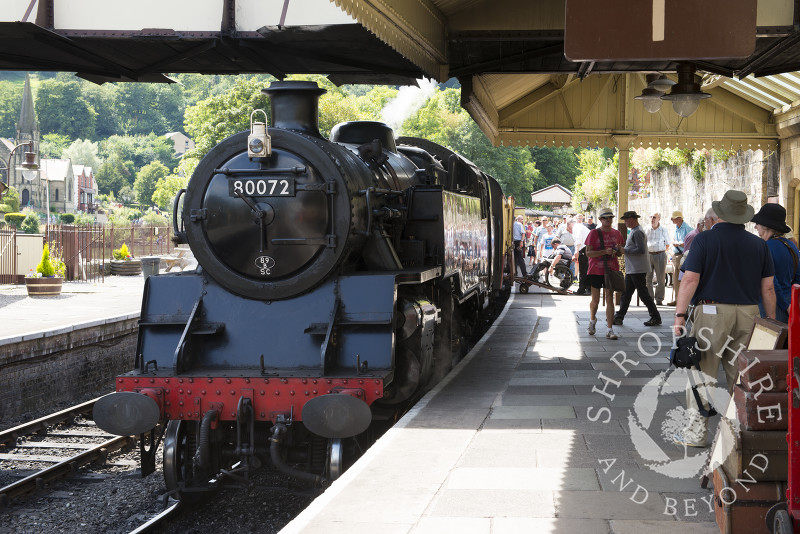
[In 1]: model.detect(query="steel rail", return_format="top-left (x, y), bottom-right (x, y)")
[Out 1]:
top-left (0, 397), bottom-right (99, 448)
top-left (128, 499), bottom-right (182, 534)
top-left (0, 434), bottom-right (134, 506)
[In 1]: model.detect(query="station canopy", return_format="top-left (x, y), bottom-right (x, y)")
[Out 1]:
top-left (2, 0), bottom-right (800, 150)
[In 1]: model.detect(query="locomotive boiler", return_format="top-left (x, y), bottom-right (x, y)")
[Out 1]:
top-left (94, 80), bottom-right (511, 497)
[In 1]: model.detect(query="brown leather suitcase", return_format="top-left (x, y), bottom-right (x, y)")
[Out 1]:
top-left (733, 384), bottom-right (787, 431)
top-left (714, 466), bottom-right (787, 534)
top-left (720, 426), bottom-right (788, 482)
top-left (737, 349), bottom-right (788, 393)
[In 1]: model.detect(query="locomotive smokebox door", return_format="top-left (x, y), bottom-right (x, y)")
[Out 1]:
top-left (301, 394), bottom-right (372, 438)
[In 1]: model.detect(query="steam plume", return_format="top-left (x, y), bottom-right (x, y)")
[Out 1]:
top-left (381, 78), bottom-right (437, 133)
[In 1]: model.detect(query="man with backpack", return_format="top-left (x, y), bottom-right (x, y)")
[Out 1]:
top-left (672, 190), bottom-right (776, 447)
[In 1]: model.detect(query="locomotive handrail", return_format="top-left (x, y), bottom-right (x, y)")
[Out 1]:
top-left (213, 166), bottom-right (306, 175)
top-left (172, 188), bottom-right (186, 243)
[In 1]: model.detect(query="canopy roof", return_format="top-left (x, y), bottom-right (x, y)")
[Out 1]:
top-left (0, 1), bottom-right (798, 150)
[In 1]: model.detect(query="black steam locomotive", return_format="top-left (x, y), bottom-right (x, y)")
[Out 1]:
top-left (94, 81), bottom-right (512, 497)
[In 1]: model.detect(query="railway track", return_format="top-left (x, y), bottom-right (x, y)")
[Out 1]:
top-left (0, 397), bottom-right (135, 507)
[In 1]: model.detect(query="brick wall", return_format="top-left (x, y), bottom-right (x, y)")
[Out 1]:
top-left (0, 318), bottom-right (139, 422)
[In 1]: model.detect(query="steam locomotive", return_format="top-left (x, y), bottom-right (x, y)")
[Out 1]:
top-left (94, 80), bottom-right (513, 497)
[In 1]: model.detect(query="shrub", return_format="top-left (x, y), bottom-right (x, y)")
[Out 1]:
top-left (113, 243), bottom-right (132, 260)
top-left (142, 211), bottom-right (169, 227)
top-left (36, 243), bottom-right (56, 276)
top-left (4, 212), bottom-right (26, 228)
top-left (73, 213), bottom-right (95, 226)
top-left (20, 213), bottom-right (41, 234)
top-left (60, 213), bottom-right (75, 224)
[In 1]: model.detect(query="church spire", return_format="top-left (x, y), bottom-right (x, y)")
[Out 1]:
top-left (16, 73), bottom-right (38, 140)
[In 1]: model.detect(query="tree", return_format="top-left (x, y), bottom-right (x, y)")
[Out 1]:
top-left (112, 83), bottom-right (186, 136)
top-left (99, 134), bottom-right (178, 174)
top-left (62, 139), bottom-right (103, 170)
top-left (182, 76), bottom-right (273, 175)
top-left (152, 174), bottom-right (188, 210)
top-left (81, 82), bottom-right (117, 139)
top-left (402, 88), bottom-right (541, 202)
top-left (118, 185), bottom-right (135, 205)
top-left (134, 161), bottom-right (168, 206)
top-left (38, 133), bottom-right (72, 159)
top-left (529, 146), bottom-right (580, 190)
top-left (35, 80), bottom-right (97, 139)
top-left (95, 154), bottom-right (132, 195)
top-left (0, 80), bottom-right (23, 138)
top-left (572, 149), bottom-right (618, 211)
top-left (0, 185), bottom-right (20, 213)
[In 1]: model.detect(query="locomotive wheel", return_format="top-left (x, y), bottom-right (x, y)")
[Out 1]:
top-left (327, 438), bottom-right (344, 480)
top-left (163, 420), bottom-right (202, 501)
top-left (545, 264), bottom-right (574, 291)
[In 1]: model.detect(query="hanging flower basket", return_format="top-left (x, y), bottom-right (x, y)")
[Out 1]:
top-left (110, 259), bottom-right (143, 276)
top-left (25, 276), bottom-right (63, 296)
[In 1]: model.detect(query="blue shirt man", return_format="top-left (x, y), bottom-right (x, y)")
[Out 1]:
top-left (671, 212), bottom-right (693, 255)
top-left (667, 210), bottom-right (694, 306)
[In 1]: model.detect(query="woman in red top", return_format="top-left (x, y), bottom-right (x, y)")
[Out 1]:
top-left (584, 208), bottom-right (624, 340)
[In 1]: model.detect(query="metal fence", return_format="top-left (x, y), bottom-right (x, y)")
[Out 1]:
top-left (0, 224), bottom-right (173, 284)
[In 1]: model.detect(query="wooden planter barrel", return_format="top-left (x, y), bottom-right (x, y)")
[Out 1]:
top-left (110, 259), bottom-right (143, 276)
top-left (25, 276), bottom-right (63, 296)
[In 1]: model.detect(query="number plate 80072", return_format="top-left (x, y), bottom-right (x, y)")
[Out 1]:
top-left (228, 177), bottom-right (295, 197)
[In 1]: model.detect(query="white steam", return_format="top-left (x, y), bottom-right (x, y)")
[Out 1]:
top-left (381, 78), bottom-right (437, 133)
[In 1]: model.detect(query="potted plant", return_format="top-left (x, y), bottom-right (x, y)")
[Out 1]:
top-left (25, 243), bottom-right (65, 296)
top-left (110, 243), bottom-right (142, 275)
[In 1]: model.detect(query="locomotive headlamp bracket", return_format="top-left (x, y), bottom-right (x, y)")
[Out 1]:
top-left (248, 109), bottom-right (271, 158)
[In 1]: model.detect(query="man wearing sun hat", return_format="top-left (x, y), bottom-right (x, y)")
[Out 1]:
top-left (584, 207), bottom-right (624, 340)
top-left (613, 210), bottom-right (662, 327)
top-left (751, 202), bottom-right (800, 323)
top-left (672, 190), bottom-right (776, 447)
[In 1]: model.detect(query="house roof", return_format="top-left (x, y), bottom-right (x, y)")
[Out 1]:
top-left (40, 159), bottom-right (72, 182)
top-left (530, 184), bottom-right (573, 204)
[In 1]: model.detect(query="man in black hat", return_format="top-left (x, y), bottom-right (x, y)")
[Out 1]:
top-left (613, 211), bottom-right (662, 327)
top-left (752, 202), bottom-right (800, 323)
top-left (672, 190), bottom-right (776, 447)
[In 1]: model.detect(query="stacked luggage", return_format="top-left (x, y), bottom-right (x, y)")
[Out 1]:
top-left (712, 349), bottom-right (789, 533)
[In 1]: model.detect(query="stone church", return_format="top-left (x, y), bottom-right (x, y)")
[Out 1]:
top-left (0, 73), bottom-right (76, 213)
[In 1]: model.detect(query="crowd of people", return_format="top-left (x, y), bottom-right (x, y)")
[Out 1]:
top-left (512, 190), bottom-right (800, 344)
top-left (516, 190), bottom-right (800, 449)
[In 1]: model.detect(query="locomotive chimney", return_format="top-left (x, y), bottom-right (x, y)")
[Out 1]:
top-left (262, 81), bottom-right (327, 138)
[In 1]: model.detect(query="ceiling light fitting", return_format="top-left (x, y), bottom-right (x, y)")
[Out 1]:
top-left (660, 63), bottom-right (711, 118)
top-left (636, 73), bottom-right (677, 114)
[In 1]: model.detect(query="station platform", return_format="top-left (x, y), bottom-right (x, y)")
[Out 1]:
top-left (0, 276), bottom-right (145, 345)
top-left (281, 287), bottom-right (720, 534)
